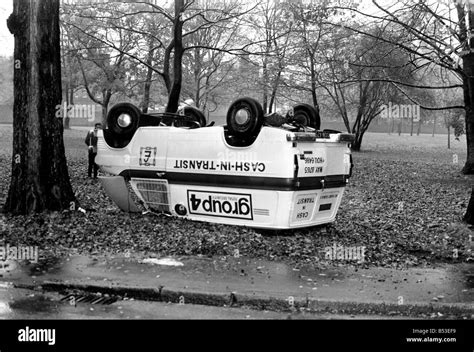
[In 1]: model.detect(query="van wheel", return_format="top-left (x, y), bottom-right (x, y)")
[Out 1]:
top-left (288, 103), bottom-right (320, 130)
top-left (181, 106), bottom-right (207, 128)
top-left (227, 97), bottom-right (264, 138)
top-left (105, 103), bottom-right (141, 148)
top-left (107, 103), bottom-right (141, 136)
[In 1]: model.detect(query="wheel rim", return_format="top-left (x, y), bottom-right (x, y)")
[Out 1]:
top-left (235, 108), bottom-right (251, 126)
top-left (117, 113), bottom-right (132, 128)
top-left (295, 113), bottom-right (309, 126)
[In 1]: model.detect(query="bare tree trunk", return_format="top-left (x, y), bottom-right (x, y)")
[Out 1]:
top-left (194, 47), bottom-right (202, 108)
top-left (268, 69), bottom-right (282, 114)
top-left (459, 9), bottom-right (474, 221)
top-left (62, 45), bottom-right (70, 130)
top-left (67, 87), bottom-right (74, 127)
top-left (64, 84), bottom-right (70, 130)
top-left (417, 115), bottom-right (422, 136)
top-left (351, 127), bottom-right (368, 152)
top-left (310, 64), bottom-right (320, 116)
top-left (166, 0), bottom-right (185, 113)
top-left (463, 188), bottom-right (474, 224)
top-left (141, 39), bottom-right (155, 114)
top-left (448, 125), bottom-right (451, 149)
top-left (432, 115), bottom-right (436, 137)
top-left (462, 56), bottom-right (474, 173)
top-left (351, 135), bottom-right (362, 151)
top-left (101, 90), bottom-right (111, 126)
top-left (410, 114), bottom-right (414, 136)
top-left (4, 0), bottom-right (75, 214)
top-left (262, 54), bottom-right (269, 114)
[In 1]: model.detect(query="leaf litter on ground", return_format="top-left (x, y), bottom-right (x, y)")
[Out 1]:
top-left (0, 128), bottom-right (472, 269)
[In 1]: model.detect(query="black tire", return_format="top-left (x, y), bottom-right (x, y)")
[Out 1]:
top-left (227, 97), bottom-right (264, 138)
top-left (107, 103), bottom-right (141, 136)
top-left (287, 103), bottom-right (321, 130)
top-left (323, 129), bottom-right (342, 134)
top-left (105, 103), bottom-right (141, 148)
top-left (182, 106), bottom-right (207, 128)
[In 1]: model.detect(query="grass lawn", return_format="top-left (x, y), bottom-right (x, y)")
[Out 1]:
top-left (0, 125), bottom-right (472, 268)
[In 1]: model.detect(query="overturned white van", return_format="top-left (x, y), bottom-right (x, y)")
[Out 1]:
top-left (96, 97), bottom-right (354, 229)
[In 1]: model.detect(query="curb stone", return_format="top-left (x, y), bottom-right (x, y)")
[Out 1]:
top-left (14, 281), bottom-right (474, 318)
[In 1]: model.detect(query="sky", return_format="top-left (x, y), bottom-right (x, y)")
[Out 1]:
top-left (0, 2), bottom-right (13, 58)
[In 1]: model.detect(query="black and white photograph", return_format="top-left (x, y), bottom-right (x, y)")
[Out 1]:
top-left (0, 0), bottom-right (472, 349)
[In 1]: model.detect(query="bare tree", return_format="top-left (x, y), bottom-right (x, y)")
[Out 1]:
top-left (61, 3), bottom-right (141, 124)
top-left (243, 1), bottom-right (295, 113)
top-left (327, 1), bottom-right (467, 166)
top-left (62, 0), bottom-right (256, 114)
top-left (180, 0), bottom-right (245, 112)
top-left (141, 35), bottom-right (156, 113)
top-left (325, 1), bottom-right (474, 222)
top-left (4, 0), bottom-right (75, 214)
top-left (317, 26), bottom-right (411, 150)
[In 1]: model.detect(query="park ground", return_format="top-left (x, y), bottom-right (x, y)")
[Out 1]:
top-left (0, 125), bottom-right (473, 269)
